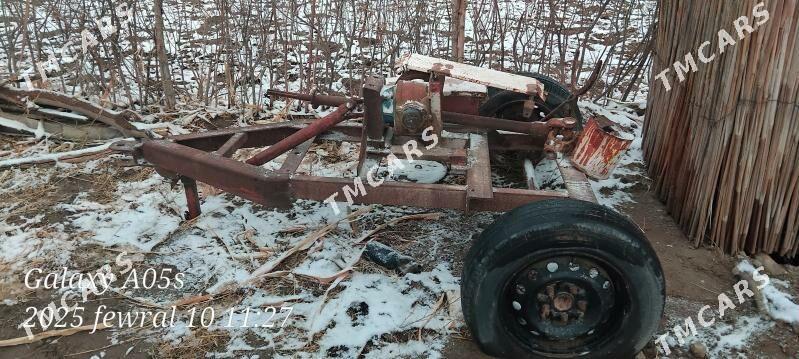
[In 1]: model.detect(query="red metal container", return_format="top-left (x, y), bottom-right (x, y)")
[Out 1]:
top-left (570, 116), bottom-right (633, 180)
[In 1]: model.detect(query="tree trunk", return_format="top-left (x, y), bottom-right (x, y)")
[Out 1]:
top-left (643, 0), bottom-right (799, 257)
top-left (451, 0), bottom-right (467, 62)
top-left (154, 0), bottom-right (176, 111)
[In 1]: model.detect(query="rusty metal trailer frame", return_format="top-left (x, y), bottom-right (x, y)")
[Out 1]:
top-left (117, 118), bottom-right (596, 220)
top-left (114, 55), bottom-right (598, 219)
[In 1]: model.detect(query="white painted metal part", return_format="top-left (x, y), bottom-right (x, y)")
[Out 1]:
top-left (442, 78), bottom-right (487, 96)
top-left (395, 53), bottom-right (546, 100)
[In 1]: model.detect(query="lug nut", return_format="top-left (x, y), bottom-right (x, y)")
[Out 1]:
top-left (546, 284), bottom-right (556, 299)
top-left (527, 269), bottom-right (537, 280)
top-left (540, 304), bottom-right (551, 320)
top-left (567, 283), bottom-right (580, 295)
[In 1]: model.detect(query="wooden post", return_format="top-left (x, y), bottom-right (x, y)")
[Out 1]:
top-left (643, 0), bottom-right (799, 257)
top-left (451, 0), bottom-right (467, 62)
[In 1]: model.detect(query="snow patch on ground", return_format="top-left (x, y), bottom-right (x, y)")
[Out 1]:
top-left (694, 315), bottom-right (774, 358)
top-left (295, 264), bottom-right (460, 357)
top-left (0, 215), bottom-right (67, 265)
top-left (61, 176), bottom-right (185, 252)
top-left (534, 157), bottom-right (565, 189)
top-left (736, 259), bottom-right (799, 324)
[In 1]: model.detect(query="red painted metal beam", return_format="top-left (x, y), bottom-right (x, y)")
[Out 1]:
top-left (289, 175), bottom-right (567, 212)
top-left (141, 140), bottom-right (293, 208)
top-left (442, 111), bottom-right (576, 136)
top-left (245, 102), bottom-right (356, 166)
top-left (180, 177), bottom-right (202, 219)
top-left (212, 132), bottom-right (248, 157)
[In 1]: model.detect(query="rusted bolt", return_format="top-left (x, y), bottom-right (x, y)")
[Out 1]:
top-left (516, 284), bottom-right (526, 295)
top-left (546, 284), bottom-right (556, 299)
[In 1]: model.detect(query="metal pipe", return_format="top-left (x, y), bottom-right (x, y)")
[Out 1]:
top-left (442, 111), bottom-right (576, 135)
top-left (246, 102), bottom-right (356, 166)
top-left (267, 89), bottom-right (353, 107)
top-left (442, 111), bottom-right (544, 134)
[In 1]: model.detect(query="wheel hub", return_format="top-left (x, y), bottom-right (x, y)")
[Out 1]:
top-left (507, 257), bottom-right (617, 341)
top-left (553, 292), bottom-right (574, 312)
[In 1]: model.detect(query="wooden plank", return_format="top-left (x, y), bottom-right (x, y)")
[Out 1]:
top-left (466, 133), bottom-right (493, 199)
top-left (362, 74), bottom-right (385, 140)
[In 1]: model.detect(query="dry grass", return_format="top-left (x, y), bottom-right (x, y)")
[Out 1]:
top-left (152, 327), bottom-right (231, 359)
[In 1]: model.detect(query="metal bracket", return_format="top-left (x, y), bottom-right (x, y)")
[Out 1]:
top-left (429, 73), bottom-right (445, 135)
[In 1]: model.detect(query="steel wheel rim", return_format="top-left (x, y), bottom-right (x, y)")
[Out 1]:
top-left (500, 250), bottom-right (630, 355)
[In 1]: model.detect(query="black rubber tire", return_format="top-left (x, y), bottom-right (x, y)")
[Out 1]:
top-left (461, 199), bottom-right (665, 359)
top-left (480, 72), bottom-right (584, 128)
